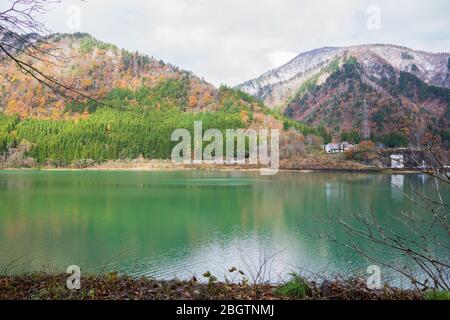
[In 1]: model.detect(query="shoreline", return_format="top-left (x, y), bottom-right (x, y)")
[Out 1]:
top-left (0, 158), bottom-right (422, 173)
top-left (1, 154), bottom-right (439, 174)
top-left (0, 166), bottom-right (424, 174)
top-left (0, 272), bottom-right (430, 300)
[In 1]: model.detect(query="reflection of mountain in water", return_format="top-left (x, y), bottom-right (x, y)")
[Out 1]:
top-left (0, 171), bottom-right (447, 285)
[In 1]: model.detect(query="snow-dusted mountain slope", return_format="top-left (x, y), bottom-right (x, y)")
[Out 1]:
top-left (237, 44), bottom-right (450, 108)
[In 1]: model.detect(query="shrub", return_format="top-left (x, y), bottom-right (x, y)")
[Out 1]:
top-left (280, 130), bottom-right (306, 158)
top-left (1, 142), bottom-right (36, 168)
top-left (71, 159), bottom-right (96, 169)
top-left (305, 134), bottom-right (324, 147)
top-left (274, 273), bottom-right (312, 299)
top-left (345, 140), bottom-right (376, 163)
top-left (380, 132), bottom-right (408, 148)
top-left (341, 129), bottom-right (361, 144)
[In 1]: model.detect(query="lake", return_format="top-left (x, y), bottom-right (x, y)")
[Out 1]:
top-left (0, 170), bottom-right (448, 285)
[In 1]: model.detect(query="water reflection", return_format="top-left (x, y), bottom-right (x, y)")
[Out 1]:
top-left (0, 171), bottom-right (447, 284)
top-left (417, 174), bottom-right (428, 185)
top-left (391, 175), bottom-right (405, 200)
top-left (325, 182), bottom-right (344, 202)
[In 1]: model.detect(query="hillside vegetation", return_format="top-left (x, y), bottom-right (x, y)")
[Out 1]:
top-left (285, 58), bottom-right (450, 145)
top-left (238, 45), bottom-right (450, 146)
top-left (0, 41), bottom-right (330, 167)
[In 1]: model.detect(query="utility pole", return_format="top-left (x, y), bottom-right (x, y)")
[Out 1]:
top-left (362, 99), bottom-right (371, 140)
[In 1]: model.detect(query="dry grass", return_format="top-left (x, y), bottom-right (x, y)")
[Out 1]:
top-left (0, 273), bottom-right (426, 300)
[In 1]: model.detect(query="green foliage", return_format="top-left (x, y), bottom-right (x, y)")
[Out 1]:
top-left (398, 72), bottom-right (450, 104)
top-left (282, 119), bottom-right (331, 144)
top-left (326, 58), bottom-right (341, 73)
top-left (219, 86), bottom-right (255, 102)
top-left (65, 99), bottom-right (100, 114)
top-left (3, 80), bottom-right (246, 164)
top-left (66, 78), bottom-right (191, 114)
top-left (0, 113), bottom-right (20, 134)
top-left (0, 113), bottom-right (19, 153)
top-left (440, 130), bottom-right (450, 143)
top-left (316, 125), bottom-right (332, 144)
top-left (379, 132), bottom-right (408, 148)
top-left (341, 129), bottom-right (362, 144)
top-left (289, 57), bottom-right (343, 104)
top-left (3, 105), bottom-right (244, 164)
top-left (218, 85), bottom-right (264, 113)
top-left (121, 50), bottom-right (151, 71)
top-left (79, 37), bottom-right (96, 54)
top-left (282, 119), bottom-right (311, 134)
top-left (401, 52), bottom-right (414, 60)
top-left (151, 77), bottom-right (190, 109)
top-left (1, 79), bottom-right (331, 165)
top-left (0, 134), bottom-right (7, 153)
top-left (274, 273), bottom-right (312, 299)
top-left (100, 78), bottom-right (190, 111)
top-left (293, 76), bottom-right (319, 99)
top-left (424, 291), bottom-right (450, 301)
top-left (79, 36), bottom-right (117, 54)
top-left (345, 56), bottom-right (358, 65)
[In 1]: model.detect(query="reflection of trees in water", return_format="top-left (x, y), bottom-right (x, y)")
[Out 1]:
top-left (1, 171), bottom-right (446, 282)
top-left (320, 168), bottom-right (450, 289)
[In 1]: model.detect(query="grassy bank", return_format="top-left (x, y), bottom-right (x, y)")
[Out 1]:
top-left (1, 272), bottom-right (444, 300)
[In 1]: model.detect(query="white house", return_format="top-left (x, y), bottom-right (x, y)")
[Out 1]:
top-left (390, 154), bottom-right (405, 169)
top-left (325, 143), bottom-right (341, 153)
top-left (324, 142), bottom-right (354, 154)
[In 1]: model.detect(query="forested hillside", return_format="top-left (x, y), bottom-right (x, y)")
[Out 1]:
top-left (285, 57), bottom-right (450, 145)
top-left (0, 33), bottom-right (336, 167)
top-left (0, 85), bottom-right (331, 167)
top-left (238, 45), bottom-right (450, 146)
top-left (0, 33), bottom-right (218, 118)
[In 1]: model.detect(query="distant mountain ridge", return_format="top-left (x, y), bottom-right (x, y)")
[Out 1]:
top-left (1, 33), bottom-right (450, 145)
top-left (237, 44), bottom-right (450, 143)
top-left (237, 44), bottom-right (450, 107)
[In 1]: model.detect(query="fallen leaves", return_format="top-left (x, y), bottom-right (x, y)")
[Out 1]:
top-left (0, 273), bottom-right (423, 301)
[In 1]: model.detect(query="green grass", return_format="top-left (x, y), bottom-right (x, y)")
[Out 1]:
top-left (274, 273), bottom-right (312, 299)
top-left (424, 291), bottom-right (450, 301)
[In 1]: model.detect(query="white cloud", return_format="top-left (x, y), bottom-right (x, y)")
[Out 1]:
top-left (35, 0), bottom-right (450, 86)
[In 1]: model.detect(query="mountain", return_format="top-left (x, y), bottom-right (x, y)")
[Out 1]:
top-left (0, 33), bottom-right (220, 118)
top-left (1, 34), bottom-right (449, 149)
top-left (2, 33), bottom-right (332, 167)
top-left (237, 45), bottom-right (450, 143)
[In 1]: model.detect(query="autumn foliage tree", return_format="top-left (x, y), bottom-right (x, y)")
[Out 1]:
top-left (0, 0), bottom-right (98, 104)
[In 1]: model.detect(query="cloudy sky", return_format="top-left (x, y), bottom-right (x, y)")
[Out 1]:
top-left (35, 0), bottom-right (450, 86)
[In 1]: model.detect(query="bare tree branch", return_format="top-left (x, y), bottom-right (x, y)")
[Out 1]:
top-left (320, 143), bottom-right (449, 291)
top-left (0, 0), bottom-right (103, 106)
